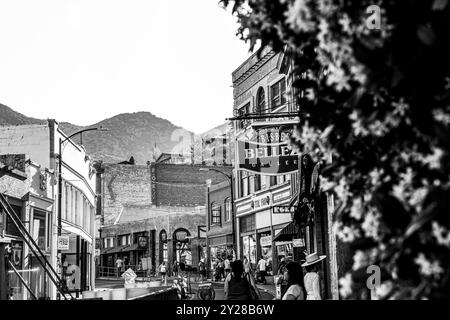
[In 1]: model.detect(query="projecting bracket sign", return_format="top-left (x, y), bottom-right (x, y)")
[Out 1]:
top-left (272, 205), bottom-right (297, 214)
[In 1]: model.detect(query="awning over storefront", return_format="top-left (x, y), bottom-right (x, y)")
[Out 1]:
top-left (121, 243), bottom-right (145, 252)
top-left (273, 221), bottom-right (300, 242)
top-left (100, 247), bottom-right (114, 255)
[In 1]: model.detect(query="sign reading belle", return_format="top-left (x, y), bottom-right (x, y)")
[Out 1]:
top-left (237, 128), bottom-right (299, 175)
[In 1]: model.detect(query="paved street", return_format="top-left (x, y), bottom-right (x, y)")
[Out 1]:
top-left (95, 278), bottom-right (275, 300)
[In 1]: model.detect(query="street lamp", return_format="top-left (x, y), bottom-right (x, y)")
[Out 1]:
top-left (57, 126), bottom-right (107, 297)
top-left (199, 167), bottom-right (236, 257)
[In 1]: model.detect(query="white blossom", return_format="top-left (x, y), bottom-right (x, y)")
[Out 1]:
top-left (414, 253), bottom-right (444, 278)
top-left (285, 0), bottom-right (315, 32)
top-left (352, 250), bottom-right (369, 270)
top-left (421, 147), bottom-right (443, 169)
top-left (349, 198), bottom-right (363, 220)
top-left (432, 221), bottom-right (450, 247)
top-left (339, 273), bottom-right (353, 298)
top-left (408, 186), bottom-right (428, 210)
top-left (338, 225), bottom-right (360, 242)
top-left (361, 209), bottom-right (381, 240)
top-left (374, 281), bottom-right (394, 300)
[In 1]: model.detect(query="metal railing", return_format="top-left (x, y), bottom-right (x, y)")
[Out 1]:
top-left (0, 193), bottom-right (74, 300)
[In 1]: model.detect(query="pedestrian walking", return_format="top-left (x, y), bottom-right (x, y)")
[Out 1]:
top-left (302, 252), bottom-right (326, 300)
top-left (115, 257), bottom-right (123, 277)
top-left (257, 256), bottom-right (267, 285)
top-left (173, 260), bottom-right (179, 277)
top-left (158, 261), bottom-right (167, 284)
top-left (282, 261), bottom-right (306, 300)
top-left (224, 260), bottom-right (261, 300)
top-left (218, 258), bottom-right (225, 281)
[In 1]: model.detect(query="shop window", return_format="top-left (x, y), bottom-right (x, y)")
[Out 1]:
top-left (269, 175), bottom-right (276, 187)
top-left (173, 228), bottom-right (192, 266)
top-left (242, 235), bottom-right (257, 266)
top-left (254, 174), bottom-right (261, 192)
top-left (240, 171), bottom-right (251, 197)
top-left (224, 198), bottom-right (232, 222)
top-left (33, 209), bottom-right (49, 251)
top-left (4, 204), bottom-right (22, 237)
top-left (211, 202), bottom-right (221, 226)
top-left (119, 234), bottom-right (131, 246)
top-left (270, 78), bottom-right (286, 110)
top-left (103, 237), bottom-right (114, 248)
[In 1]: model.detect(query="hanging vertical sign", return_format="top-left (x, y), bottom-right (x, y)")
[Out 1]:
top-left (150, 163), bottom-right (157, 204)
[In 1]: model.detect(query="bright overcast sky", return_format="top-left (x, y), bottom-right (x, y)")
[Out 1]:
top-left (0, 0), bottom-right (252, 133)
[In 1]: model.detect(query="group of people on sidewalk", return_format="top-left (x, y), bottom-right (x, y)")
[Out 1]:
top-left (222, 252), bottom-right (326, 300)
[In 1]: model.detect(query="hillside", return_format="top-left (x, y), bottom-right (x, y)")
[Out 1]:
top-left (0, 103), bottom-right (192, 164)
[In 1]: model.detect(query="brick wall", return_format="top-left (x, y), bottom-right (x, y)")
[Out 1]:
top-left (154, 164), bottom-right (232, 207)
top-left (207, 181), bottom-right (232, 237)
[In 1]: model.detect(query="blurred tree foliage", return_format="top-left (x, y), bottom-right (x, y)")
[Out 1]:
top-left (222, 0), bottom-right (450, 299)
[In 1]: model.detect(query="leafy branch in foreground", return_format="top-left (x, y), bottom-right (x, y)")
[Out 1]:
top-left (222, 0), bottom-right (450, 299)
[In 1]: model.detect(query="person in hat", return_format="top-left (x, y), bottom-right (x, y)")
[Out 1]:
top-left (282, 261), bottom-right (306, 300)
top-left (302, 252), bottom-right (326, 300)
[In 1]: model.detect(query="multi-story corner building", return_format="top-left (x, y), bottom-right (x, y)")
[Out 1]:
top-left (231, 47), bottom-right (301, 275)
top-left (230, 47), bottom-right (339, 299)
top-left (0, 120), bottom-right (97, 299)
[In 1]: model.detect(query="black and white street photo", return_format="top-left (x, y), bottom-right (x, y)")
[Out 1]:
top-left (1, 0), bottom-right (450, 309)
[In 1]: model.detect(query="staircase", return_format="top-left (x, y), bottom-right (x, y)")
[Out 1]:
top-left (0, 193), bottom-right (74, 300)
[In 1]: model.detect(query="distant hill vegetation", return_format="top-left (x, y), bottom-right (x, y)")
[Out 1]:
top-left (0, 103), bottom-right (193, 164)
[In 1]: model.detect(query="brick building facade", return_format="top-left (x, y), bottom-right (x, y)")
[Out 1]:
top-left (97, 161), bottom-right (230, 274)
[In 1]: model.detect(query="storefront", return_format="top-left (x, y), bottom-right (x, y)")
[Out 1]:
top-left (241, 234), bottom-right (257, 269)
top-left (60, 230), bottom-right (92, 294)
top-left (173, 228), bottom-right (192, 266)
top-left (273, 221), bottom-right (307, 263)
top-left (208, 234), bottom-right (235, 270)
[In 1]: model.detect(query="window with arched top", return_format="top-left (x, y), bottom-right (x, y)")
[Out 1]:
top-left (160, 229), bottom-right (167, 243)
top-left (256, 87), bottom-right (265, 114)
top-left (159, 229), bottom-right (168, 264)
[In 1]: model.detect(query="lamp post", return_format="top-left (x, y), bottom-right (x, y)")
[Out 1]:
top-left (57, 126), bottom-right (107, 298)
top-left (199, 168), bottom-right (236, 257)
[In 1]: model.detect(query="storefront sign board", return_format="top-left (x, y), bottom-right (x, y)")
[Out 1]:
top-left (292, 238), bottom-right (305, 247)
top-left (57, 235), bottom-right (70, 250)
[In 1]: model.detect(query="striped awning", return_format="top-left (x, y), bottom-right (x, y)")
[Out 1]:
top-left (273, 221), bottom-right (300, 242)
